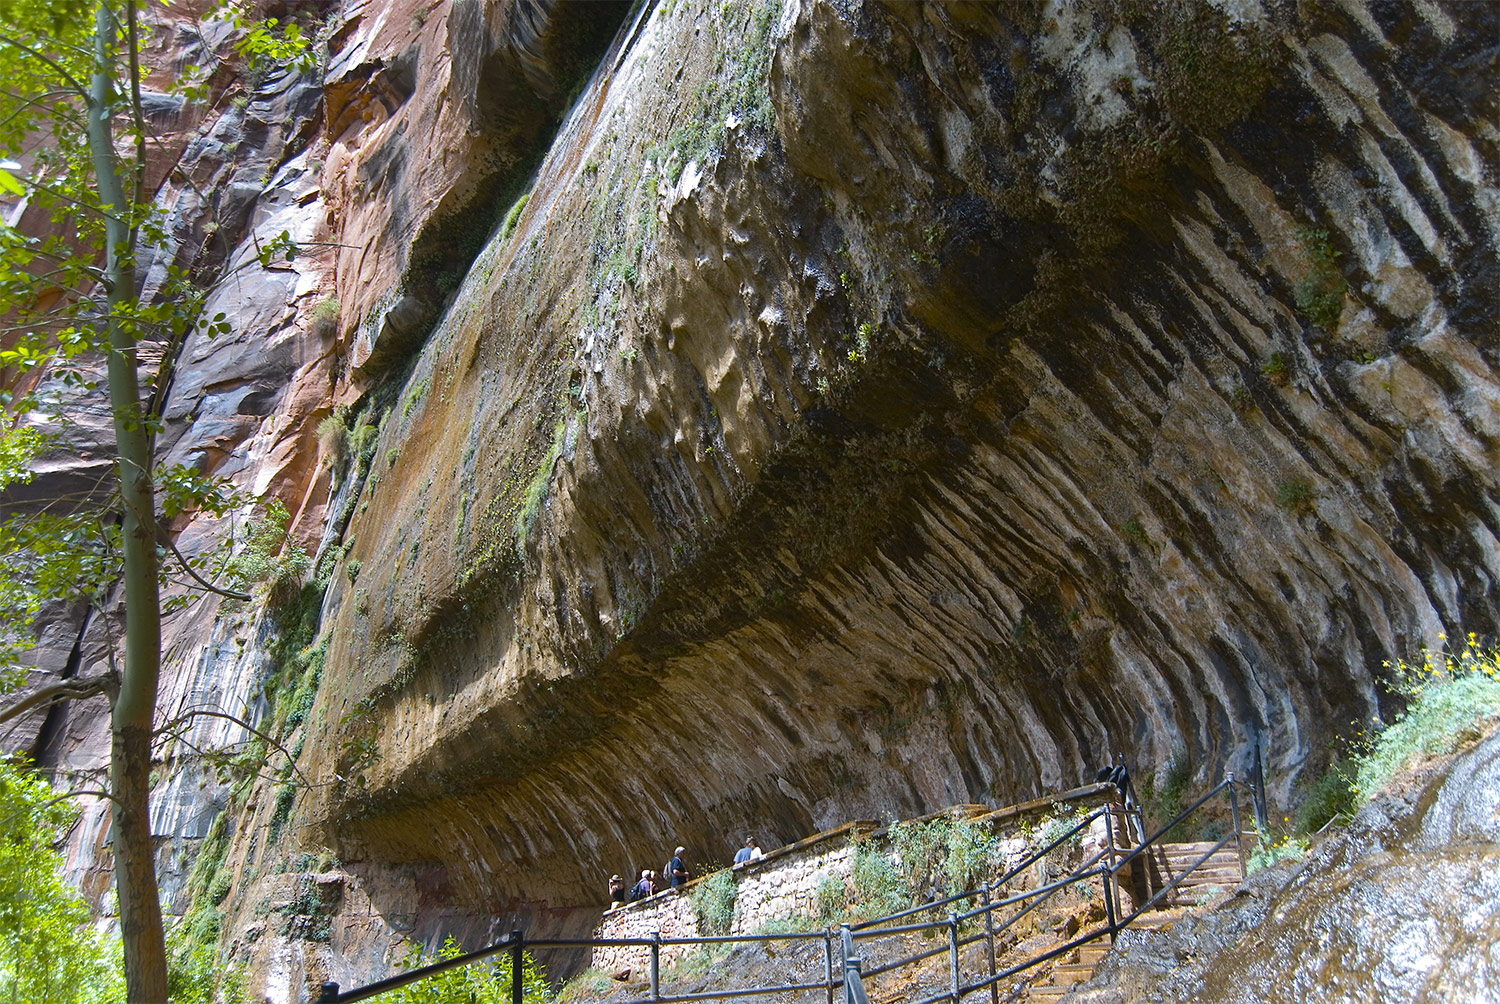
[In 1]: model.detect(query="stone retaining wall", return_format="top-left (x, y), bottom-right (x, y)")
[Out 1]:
top-left (591, 820), bottom-right (874, 972)
top-left (589, 790), bottom-right (1117, 975)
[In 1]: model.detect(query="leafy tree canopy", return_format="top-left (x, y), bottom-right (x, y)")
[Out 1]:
top-left (0, 756), bottom-right (125, 1003)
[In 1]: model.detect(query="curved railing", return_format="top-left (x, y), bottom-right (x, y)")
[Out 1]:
top-left (318, 774), bottom-right (1252, 1004)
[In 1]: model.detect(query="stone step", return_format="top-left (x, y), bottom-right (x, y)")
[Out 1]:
top-left (1029, 987), bottom-right (1068, 1000)
top-left (1157, 854), bottom-right (1241, 869)
top-left (1078, 944), bottom-right (1109, 964)
top-left (1053, 963), bottom-right (1095, 985)
top-left (1130, 911), bottom-right (1181, 930)
top-left (1159, 841), bottom-right (1232, 853)
top-left (1155, 848), bottom-right (1241, 862)
top-left (1162, 869), bottom-right (1240, 883)
top-left (1152, 858), bottom-right (1236, 870)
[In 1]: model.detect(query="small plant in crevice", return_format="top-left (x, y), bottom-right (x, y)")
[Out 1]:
top-left (1292, 225), bottom-right (1347, 332)
top-left (316, 404), bottom-right (349, 472)
top-left (1275, 477), bottom-right (1315, 513)
top-left (1260, 351), bottom-right (1288, 384)
top-left (501, 192), bottom-right (531, 241)
top-left (308, 296), bottom-right (339, 338)
top-left (226, 499), bottom-right (311, 609)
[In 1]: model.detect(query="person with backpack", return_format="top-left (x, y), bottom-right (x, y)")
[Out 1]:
top-left (630, 869), bottom-right (654, 901)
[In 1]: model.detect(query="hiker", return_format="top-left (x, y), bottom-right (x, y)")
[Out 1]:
top-left (733, 835), bottom-right (762, 864)
top-left (609, 874), bottom-right (627, 908)
top-left (630, 869), bottom-right (654, 901)
top-left (667, 846), bottom-right (689, 888)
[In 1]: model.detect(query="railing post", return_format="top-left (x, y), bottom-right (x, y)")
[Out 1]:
top-left (1226, 771), bottom-right (1247, 881)
top-left (510, 929), bottom-right (524, 1004)
top-left (981, 883), bottom-right (998, 1004)
top-left (948, 911), bottom-right (961, 1002)
top-left (318, 982), bottom-right (339, 1003)
top-left (825, 928), bottom-right (835, 1004)
top-left (1101, 862), bottom-right (1118, 944)
top-left (650, 930), bottom-right (661, 1001)
top-left (842, 924), bottom-right (866, 1004)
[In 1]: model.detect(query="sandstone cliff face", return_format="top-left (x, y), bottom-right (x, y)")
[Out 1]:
top-left (9, 0), bottom-right (1499, 997)
top-left (275, 0), bottom-right (1500, 959)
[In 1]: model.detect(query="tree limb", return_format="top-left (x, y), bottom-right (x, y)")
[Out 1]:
top-left (0, 671), bottom-right (118, 726)
top-left (0, 32), bottom-right (90, 99)
top-left (156, 707), bottom-right (316, 791)
top-left (156, 524), bottom-right (250, 600)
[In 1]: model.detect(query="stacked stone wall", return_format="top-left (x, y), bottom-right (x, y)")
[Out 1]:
top-left (592, 823), bottom-right (868, 972)
top-left (728, 841), bottom-right (855, 935)
top-left (590, 796), bottom-right (1115, 974)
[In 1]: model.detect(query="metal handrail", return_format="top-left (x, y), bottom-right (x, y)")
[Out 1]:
top-left (845, 775), bottom-right (1248, 1001)
top-left (850, 805), bottom-right (1108, 933)
top-left (321, 776), bottom-right (1247, 1004)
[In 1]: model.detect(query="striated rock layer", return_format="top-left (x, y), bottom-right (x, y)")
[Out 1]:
top-left (275, 0), bottom-right (1500, 957)
top-left (8, 0), bottom-right (1498, 995)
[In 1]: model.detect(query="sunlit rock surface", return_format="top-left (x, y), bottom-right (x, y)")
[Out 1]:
top-left (6, 0), bottom-right (1498, 998)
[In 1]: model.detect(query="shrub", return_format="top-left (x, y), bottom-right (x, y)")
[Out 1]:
top-left (1294, 756), bottom-right (1359, 833)
top-left (1246, 830), bottom-right (1307, 874)
top-left (886, 816), bottom-right (995, 904)
top-left (381, 936), bottom-right (548, 1004)
top-left (308, 296), bottom-right (339, 338)
top-left (0, 760), bottom-right (125, 1004)
top-left (1354, 633), bottom-right (1500, 801)
top-left (1139, 753), bottom-right (1191, 836)
top-left (815, 875), bottom-right (845, 924)
top-left (941, 819), bottom-right (998, 893)
top-left (691, 868), bottom-right (736, 936)
top-left (850, 840), bottom-right (904, 919)
top-left (1034, 802), bottom-right (1087, 849)
top-left (556, 969), bottom-right (615, 1004)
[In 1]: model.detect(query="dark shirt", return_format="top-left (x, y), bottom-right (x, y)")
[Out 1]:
top-left (609, 881), bottom-right (626, 903)
top-left (668, 855), bottom-right (687, 887)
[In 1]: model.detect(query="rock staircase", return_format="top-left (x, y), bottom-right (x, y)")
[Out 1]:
top-left (1025, 839), bottom-right (1244, 999)
top-left (1145, 840), bottom-right (1244, 906)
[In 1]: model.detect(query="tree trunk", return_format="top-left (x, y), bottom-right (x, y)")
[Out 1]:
top-left (111, 725), bottom-right (167, 1002)
top-left (88, 3), bottom-right (168, 1000)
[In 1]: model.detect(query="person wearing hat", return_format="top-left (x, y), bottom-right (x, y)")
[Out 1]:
top-left (667, 846), bottom-right (689, 888)
top-left (608, 873), bottom-right (627, 908)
